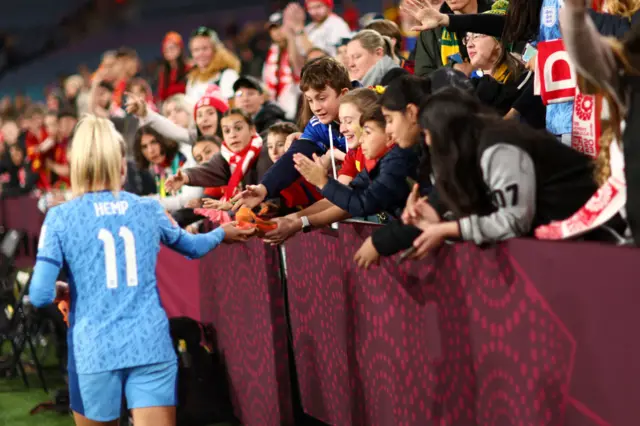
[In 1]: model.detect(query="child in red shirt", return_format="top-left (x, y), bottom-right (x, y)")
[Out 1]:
top-left (336, 88), bottom-right (380, 183)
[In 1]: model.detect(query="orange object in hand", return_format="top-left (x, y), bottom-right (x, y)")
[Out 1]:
top-left (57, 300), bottom-right (70, 326)
top-left (55, 281), bottom-right (70, 327)
top-left (235, 207), bottom-right (277, 233)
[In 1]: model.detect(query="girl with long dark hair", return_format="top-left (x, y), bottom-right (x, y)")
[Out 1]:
top-left (157, 32), bottom-right (191, 102)
top-left (403, 88), bottom-right (598, 258)
top-left (133, 126), bottom-right (202, 213)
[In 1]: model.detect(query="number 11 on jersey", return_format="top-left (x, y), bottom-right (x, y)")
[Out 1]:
top-left (98, 227), bottom-right (138, 289)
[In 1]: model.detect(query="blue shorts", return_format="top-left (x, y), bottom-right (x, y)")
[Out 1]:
top-left (68, 360), bottom-right (178, 422)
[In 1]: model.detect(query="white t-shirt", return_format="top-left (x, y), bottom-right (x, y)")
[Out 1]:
top-left (186, 68), bottom-right (239, 104)
top-left (304, 14), bottom-right (351, 57)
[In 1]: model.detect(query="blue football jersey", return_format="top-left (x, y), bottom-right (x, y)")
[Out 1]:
top-left (300, 116), bottom-right (346, 153)
top-left (33, 191), bottom-right (218, 374)
top-left (539, 0), bottom-right (573, 136)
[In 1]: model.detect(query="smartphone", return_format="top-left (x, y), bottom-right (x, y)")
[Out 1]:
top-left (447, 53), bottom-right (463, 65)
top-left (522, 43), bottom-right (537, 64)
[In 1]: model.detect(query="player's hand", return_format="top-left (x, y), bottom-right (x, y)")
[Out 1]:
top-left (55, 281), bottom-right (69, 302)
top-left (353, 236), bottom-right (380, 269)
top-left (401, 0), bottom-right (449, 32)
top-left (165, 170), bottom-right (189, 193)
top-left (231, 184), bottom-right (268, 212)
top-left (186, 223), bottom-right (200, 234)
top-left (262, 216), bottom-right (301, 245)
top-left (221, 221), bottom-right (257, 243)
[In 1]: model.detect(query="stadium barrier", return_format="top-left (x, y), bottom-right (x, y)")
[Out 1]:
top-left (1, 195), bottom-right (638, 426)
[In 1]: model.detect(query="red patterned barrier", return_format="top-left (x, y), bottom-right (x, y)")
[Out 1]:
top-left (0, 196), bottom-right (293, 426)
top-left (284, 224), bottom-right (640, 426)
top-left (4, 196), bottom-right (640, 425)
top-left (198, 239), bottom-right (293, 426)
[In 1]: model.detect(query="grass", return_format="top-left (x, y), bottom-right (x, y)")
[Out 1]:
top-left (1, 276), bottom-right (73, 426)
top-left (0, 371), bottom-right (73, 426)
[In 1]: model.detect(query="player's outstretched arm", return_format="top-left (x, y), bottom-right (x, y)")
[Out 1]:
top-left (30, 214), bottom-right (64, 308)
top-left (30, 261), bottom-right (62, 307)
top-left (158, 209), bottom-right (256, 259)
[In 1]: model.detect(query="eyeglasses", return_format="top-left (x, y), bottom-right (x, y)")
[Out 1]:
top-left (462, 33), bottom-right (489, 46)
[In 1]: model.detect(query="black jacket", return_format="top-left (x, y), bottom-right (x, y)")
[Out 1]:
top-left (473, 70), bottom-right (546, 129)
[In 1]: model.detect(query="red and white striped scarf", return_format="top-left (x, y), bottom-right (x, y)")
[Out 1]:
top-left (195, 133), bottom-right (263, 224)
top-left (263, 43), bottom-right (299, 100)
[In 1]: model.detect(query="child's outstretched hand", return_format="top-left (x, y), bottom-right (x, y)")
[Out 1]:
top-left (354, 237), bottom-right (380, 269)
top-left (293, 153), bottom-right (329, 189)
top-left (165, 170), bottom-right (189, 193)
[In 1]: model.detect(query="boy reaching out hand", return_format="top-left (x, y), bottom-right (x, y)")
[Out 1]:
top-left (231, 57), bottom-right (352, 211)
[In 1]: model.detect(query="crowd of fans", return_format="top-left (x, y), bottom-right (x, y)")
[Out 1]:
top-left (0, 0), bottom-right (639, 270)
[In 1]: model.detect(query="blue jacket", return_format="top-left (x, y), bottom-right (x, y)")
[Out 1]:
top-left (261, 116), bottom-right (345, 198)
top-left (321, 145), bottom-right (418, 218)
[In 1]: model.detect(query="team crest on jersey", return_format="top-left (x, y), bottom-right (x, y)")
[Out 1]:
top-left (542, 6), bottom-right (557, 28)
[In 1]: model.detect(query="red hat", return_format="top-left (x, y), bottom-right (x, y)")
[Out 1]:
top-left (163, 31), bottom-right (184, 51)
top-left (194, 85), bottom-right (229, 119)
top-left (306, 0), bottom-right (334, 10)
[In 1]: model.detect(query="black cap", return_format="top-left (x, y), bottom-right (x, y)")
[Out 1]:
top-left (267, 12), bottom-right (283, 28)
top-left (233, 75), bottom-right (264, 94)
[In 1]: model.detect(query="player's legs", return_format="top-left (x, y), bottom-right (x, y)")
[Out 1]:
top-left (68, 368), bottom-right (124, 424)
top-left (73, 412), bottom-right (119, 426)
top-left (130, 406), bottom-right (176, 426)
top-left (125, 360), bottom-right (178, 426)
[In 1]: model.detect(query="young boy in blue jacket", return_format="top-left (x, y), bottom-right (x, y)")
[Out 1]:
top-left (232, 57), bottom-right (352, 210)
top-left (261, 104), bottom-right (419, 245)
top-left (294, 104), bottom-right (417, 222)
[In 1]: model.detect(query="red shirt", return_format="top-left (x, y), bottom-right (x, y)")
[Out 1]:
top-left (338, 146), bottom-right (369, 178)
top-left (157, 64), bottom-right (191, 102)
top-left (113, 78), bottom-right (128, 107)
top-left (25, 127), bottom-right (51, 190)
top-left (204, 186), bottom-right (226, 198)
top-left (52, 139), bottom-right (70, 189)
top-left (280, 178), bottom-right (322, 209)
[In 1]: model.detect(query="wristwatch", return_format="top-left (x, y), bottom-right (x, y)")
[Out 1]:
top-left (301, 216), bottom-right (312, 233)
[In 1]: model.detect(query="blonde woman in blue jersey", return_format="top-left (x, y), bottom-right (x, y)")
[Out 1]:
top-left (29, 115), bottom-right (254, 426)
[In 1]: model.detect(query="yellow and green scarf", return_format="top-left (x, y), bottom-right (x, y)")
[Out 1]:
top-left (440, 28), bottom-right (461, 67)
top-left (492, 63), bottom-right (511, 84)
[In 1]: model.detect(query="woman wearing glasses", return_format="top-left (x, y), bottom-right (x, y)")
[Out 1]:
top-left (186, 27), bottom-right (241, 103)
top-left (462, 2), bottom-right (545, 128)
